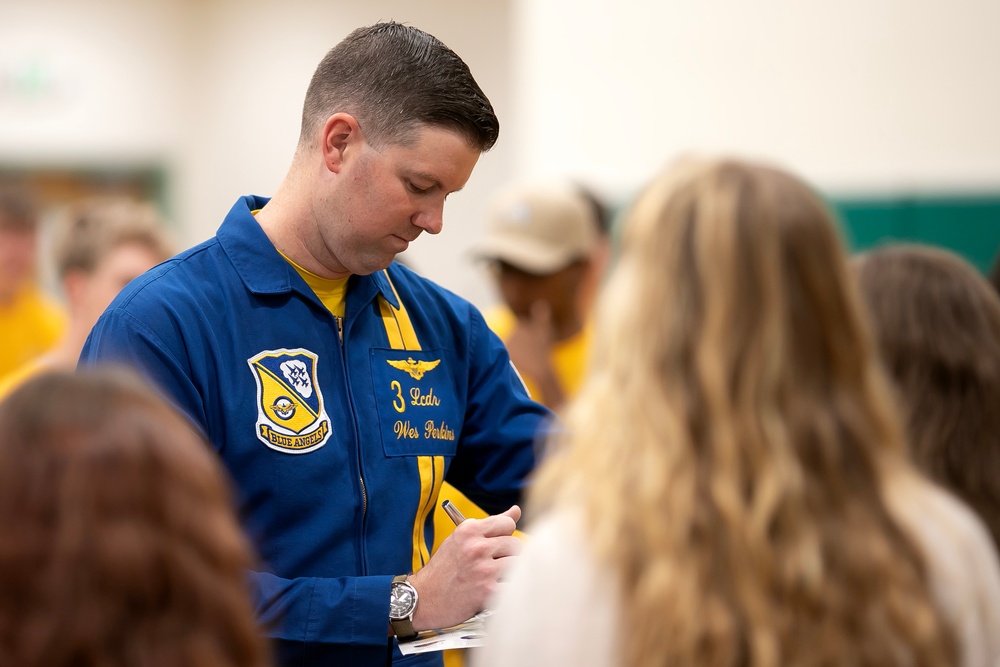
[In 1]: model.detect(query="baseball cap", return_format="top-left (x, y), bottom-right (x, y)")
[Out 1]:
top-left (473, 183), bottom-right (599, 275)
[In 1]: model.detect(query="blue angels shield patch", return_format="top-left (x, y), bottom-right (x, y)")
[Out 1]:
top-left (248, 348), bottom-right (332, 454)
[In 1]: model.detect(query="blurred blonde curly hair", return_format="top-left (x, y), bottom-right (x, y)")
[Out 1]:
top-left (530, 157), bottom-right (956, 666)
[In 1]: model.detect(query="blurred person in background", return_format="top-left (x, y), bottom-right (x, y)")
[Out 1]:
top-left (0, 366), bottom-right (271, 667)
top-left (855, 244), bottom-right (1000, 551)
top-left (474, 157), bottom-right (1000, 667)
top-left (0, 195), bottom-right (173, 398)
top-left (0, 184), bottom-right (67, 376)
top-left (474, 181), bottom-right (599, 410)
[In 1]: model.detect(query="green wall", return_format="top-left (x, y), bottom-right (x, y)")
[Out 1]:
top-left (831, 194), bottom-right (1000, 275)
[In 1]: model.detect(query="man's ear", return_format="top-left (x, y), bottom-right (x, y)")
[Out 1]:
top-left (321, 113), bottom-right (362, 174)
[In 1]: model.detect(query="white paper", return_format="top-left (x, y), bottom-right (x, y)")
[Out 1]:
top-left (397, 610), bottom-right (491, 655)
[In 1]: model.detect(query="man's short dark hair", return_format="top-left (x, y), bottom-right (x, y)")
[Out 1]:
top-left (300, 22), bottom-right (499, 152)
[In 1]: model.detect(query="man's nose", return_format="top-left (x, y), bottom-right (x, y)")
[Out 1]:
top-left (412, 202), bottom-right (444, 235)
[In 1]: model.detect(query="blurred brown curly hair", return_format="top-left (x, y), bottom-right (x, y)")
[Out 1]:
top-left (0, 367), bottom-right (271, 667)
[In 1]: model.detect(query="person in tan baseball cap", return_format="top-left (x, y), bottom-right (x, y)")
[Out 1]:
top-left (474, 182), bottom-right (601, 410)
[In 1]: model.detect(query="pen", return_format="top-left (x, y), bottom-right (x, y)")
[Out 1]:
top-left (441, 499), bottom-right (467, 526)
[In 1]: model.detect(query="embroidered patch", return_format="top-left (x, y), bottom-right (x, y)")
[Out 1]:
top-left (247, 348), bottom-right (332, 454)
top-left (372, 349), bottom-right (461, 458)
top-left (386, 357), bottom-right (441, 380)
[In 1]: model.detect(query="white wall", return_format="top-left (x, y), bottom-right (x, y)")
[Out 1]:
top-left (3, 0), bottom-right (1000, 309)
top-left (0, 0), bottom-right (190, 163)
top-left (511, 0), bottom-right (1000, 200)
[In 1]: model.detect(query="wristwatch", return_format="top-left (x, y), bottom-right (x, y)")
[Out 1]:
top-left (389, 574), bottom-right (419, 641)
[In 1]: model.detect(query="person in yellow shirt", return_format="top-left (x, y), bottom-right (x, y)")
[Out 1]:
top-left (0, 196), bottom-right (172, 399)
top-left (0, 185), bottom-right (66, 377)
top-left (475, 182), bottom-right (601, 409)
top-left (433, 183), bottom-right (602, 666)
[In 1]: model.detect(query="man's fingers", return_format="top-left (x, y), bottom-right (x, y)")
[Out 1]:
top-left (501, 504), bottom-right (522, 523)
top-left (462, 534), bottom-right (522, 562)
top-left (489, 534), bottom-right (523, 559)
top-left (476, 505), bottom-right (521, 537)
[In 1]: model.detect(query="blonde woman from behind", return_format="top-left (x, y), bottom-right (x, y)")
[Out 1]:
top-left (474, 157), bottom-right (1000, 667)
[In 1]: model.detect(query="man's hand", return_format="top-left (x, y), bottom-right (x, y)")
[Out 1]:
top-left (407, 505), bottom-right (522, 631)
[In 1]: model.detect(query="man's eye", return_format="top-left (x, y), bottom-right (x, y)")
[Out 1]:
top-left (407, 182), bottom-right (430, 194)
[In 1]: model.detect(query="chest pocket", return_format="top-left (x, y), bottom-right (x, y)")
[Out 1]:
top-left (371, 348), bottom-right (461, 457)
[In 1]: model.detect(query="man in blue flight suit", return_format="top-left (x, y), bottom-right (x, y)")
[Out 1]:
top-left (81, 22), bottom-right (550, 666)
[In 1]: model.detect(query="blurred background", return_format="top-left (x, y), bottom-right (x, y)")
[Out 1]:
top-left (2, 0), bottom-right (999, 309)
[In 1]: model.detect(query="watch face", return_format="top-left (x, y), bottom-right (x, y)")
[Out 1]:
top-left (390, 582), bottom-right (417, 619)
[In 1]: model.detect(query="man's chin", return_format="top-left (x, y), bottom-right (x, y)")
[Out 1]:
top-left (352, 257), bottom-right (394, 276)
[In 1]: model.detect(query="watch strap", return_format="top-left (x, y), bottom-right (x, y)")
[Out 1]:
top-left (390, 574), bottom-right (418, 641)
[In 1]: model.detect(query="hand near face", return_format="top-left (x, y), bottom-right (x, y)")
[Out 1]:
top-left (505, 301), bottom-right (565, 408)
